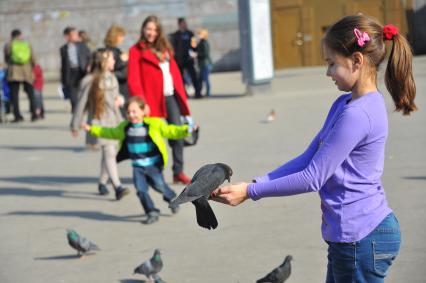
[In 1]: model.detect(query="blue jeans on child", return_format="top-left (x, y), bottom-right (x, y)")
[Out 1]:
top-left (326, 213), bottom-right (401, 283)
top-left (133, 165), bottom-right (177, 214)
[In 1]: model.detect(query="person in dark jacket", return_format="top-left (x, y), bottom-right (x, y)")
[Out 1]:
top-left (169, 17), bottom-right (200, 98)
top-left (60, 26), bottom-right (91, 113)
top-left (196, 28), bottom-right (212, 97)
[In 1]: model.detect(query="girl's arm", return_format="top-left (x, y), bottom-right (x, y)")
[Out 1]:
top-left (248, 106), bottom-right (370, 200)
top-left (88, 122), bottom-right (126, 141)
top-left (159, 120), bottom-right (190, 140)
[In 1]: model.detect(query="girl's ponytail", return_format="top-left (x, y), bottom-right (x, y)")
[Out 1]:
top-left (384, 25), bottom-right (417, 115)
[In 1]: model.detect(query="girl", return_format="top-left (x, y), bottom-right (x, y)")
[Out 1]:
top-left (84, 96), bottom-right (192, 224)
top-left (71, 50), bottom-right (129, 200)
top-left (127, 15), bottom-right (193, 185)
top-left (212, 15), bottom-right (416, 282)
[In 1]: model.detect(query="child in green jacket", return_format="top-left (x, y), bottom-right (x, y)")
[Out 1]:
top-left (84, 96), bottom-right (192, 224)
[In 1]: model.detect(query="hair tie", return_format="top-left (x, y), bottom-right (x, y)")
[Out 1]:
top-left (354, 28), bottom-right (370, 47)
top-left (383, 24), bottom-right (398, 40)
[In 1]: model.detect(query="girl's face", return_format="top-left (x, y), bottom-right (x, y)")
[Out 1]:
top-left (105, 53), bottom-right (115, 71)
top-left (126, 102), bottom-right (145, 124)
top-left (116, 34), bottom-right (125, 46)
top-left (323, 44), bottom-right (359, 92)
top-left (143, 21), bottom-right (158, 43)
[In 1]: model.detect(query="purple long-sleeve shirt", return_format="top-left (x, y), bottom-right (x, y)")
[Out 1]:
top-left (248, 91), bottom-right (392, 242)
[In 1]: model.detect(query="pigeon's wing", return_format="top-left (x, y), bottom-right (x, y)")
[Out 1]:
top-left (79, 236), bottom-right (99, 252)
top-left (257, 267), bottom-right (281, 283)
top-left (194, 198), bottom-right (218, 230)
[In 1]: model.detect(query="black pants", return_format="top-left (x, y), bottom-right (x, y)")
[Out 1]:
top-left (165, 95), bottom-right (184, 175)
top-left (9, 81), bottom-right (36, 120)
top-left (178, 61), bottom-right (200, 97)
top-left (64, 68), bottom-right (83, 113)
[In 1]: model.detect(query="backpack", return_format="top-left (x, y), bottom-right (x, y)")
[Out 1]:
top-left (11, 40), bottom-right (31, 65)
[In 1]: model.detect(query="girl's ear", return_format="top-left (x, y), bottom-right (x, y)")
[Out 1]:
top-left (352, 52), bottom-right (364, 69)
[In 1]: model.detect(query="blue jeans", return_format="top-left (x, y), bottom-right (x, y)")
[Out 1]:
top-left (133, 166), bottom-right (177, 214)
top-left (199, 64), bottom-right (211, 96)
top-left (326, 213), bottom-right (401, 283)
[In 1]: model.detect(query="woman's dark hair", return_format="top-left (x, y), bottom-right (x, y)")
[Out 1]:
top-left (138, 15), bottom-right (173, 56)
top-left (324, 14), bottom-right (416, 115)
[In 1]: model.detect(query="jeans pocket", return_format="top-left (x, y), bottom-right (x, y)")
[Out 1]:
top-left (373, 241), bottom-right (400, 277)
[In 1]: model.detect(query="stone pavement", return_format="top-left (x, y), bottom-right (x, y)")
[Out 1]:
top-left (0, 57), bottom-right (425, 283)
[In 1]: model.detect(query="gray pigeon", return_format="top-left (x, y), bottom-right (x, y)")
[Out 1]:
top-left (66, 229), bottom-right (100, 256)
top-left (134, 249), bottom-right (163, 281)
top-left (169, 163), bottom-right (233, 230)
top-left (257, 255), bottom-right (293, 283)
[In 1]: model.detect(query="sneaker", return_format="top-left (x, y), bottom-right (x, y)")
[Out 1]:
top-left (115, 186), bottom-right (130, 200)
top-left (173, 172), bottom-right (191, 185)
top-left (143, 211), bottom-right (159, 224)
top-left (169, 203), bottom-right (180, 214)
top-left (98, 184), bottom-right (109, 195)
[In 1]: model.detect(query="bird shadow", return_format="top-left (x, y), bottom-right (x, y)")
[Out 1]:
top-left (34, 254), bottom-right (81, 261)
top-left (119, 279), bottom-right (147, 283)
top-left (7, 210), bottom-right (140, 223)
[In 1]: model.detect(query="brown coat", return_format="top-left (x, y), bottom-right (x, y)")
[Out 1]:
top-left (3, 42), bottom-right (35, 84)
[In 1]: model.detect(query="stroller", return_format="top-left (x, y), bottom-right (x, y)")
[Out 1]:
top-left (0, 68), bottom-right (11, 123)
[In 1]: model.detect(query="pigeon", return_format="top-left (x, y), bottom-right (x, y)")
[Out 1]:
top-left (134, 249), bottom-right (163, 282)
top-left (169, 163), bottom-right (233, 230)
top-left (266, 109), bottom-right (276, 122)
top-left (66, 229), bottom-right (100, 256)
top-left (256, 255), bottom-right (293, 283)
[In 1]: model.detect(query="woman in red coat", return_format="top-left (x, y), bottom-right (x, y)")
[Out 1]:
top-left (128, 15), bottom-right (192, 184)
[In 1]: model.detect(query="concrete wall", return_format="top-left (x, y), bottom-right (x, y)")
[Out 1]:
top-left (0, 0), bottom-right (241, 73)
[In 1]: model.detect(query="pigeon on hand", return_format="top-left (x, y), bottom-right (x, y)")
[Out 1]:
top-left (257, 255), bottom-right (293, 283)
top-left (66, 229), bottom-right (100, 256)
top-left (266, 109), bottom-right (276, 123)
top-left (134, 249), bottom-right (163, 281)
top-left (169, 163), bottom-right (233, 230)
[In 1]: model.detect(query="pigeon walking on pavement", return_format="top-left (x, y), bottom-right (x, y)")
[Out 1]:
top-left (134, 249), bottom-right (164, 282)
top-left (257, 255), bottom-right (293, 283)
top-left (66, 229), bottom-right (100, 256)
top-left (169, 163), bottom-right (233, 230)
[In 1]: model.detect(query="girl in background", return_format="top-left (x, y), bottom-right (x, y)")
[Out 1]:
top-left (196, 28), bottom-right (212, 97)
top-left (71, 49), bottom-right (129, 199)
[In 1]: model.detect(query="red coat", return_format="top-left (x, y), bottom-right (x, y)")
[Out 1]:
top-left (33, 64), bottom-right (44, 91)
top-left (127, 42), bottom-right (190, 118)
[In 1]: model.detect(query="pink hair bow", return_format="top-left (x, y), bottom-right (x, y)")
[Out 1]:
top-left (354, 28), bottom-right (370, 47)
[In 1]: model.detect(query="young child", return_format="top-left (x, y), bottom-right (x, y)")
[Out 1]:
top-left (84, 96), bottom-right (193, 224)
top-left (71, 49), bottom-right (129, 199)
top-left (212, 14), bottom-right (416, 282)
top-left (33, 63), bottom-right (45, 119)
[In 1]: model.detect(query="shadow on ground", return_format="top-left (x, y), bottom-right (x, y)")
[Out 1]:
top-left (0, 187), bottom-right (109, 201)
top-left (403, 176), bottom-right (426, 180)
top-left (120, 279), bottom-right (147, 283)
top-left (7, 210), bottom-right (141, 223)
top-left (0, 175), bottom-right (133, 186)
top-left (0, 145), bottom-right (86, 152)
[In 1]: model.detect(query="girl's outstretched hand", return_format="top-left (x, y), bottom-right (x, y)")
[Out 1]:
top-left (82, 123), bottom-right (91, 132)
top-left (210, 182), bottom-right (249, 206)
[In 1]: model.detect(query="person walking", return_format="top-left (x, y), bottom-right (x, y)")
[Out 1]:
top-left (60, 26), bottom-right (91, 112)
top-left (103, 25), bottom-right (129, 112)
top-left (212, 15), bottom-right (416, 283)
top-left (196, 28), bottom-right (212, 97)
top-left (128, 15), bottom-right (194, 185)
top-left (169, 17), bottom-right (201, 98)
top-left (3, 29), bottom-right (37, 122)
top-left (71, 49), bottom-right (129, 199)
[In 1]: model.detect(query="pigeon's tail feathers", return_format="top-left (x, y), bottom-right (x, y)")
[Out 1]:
top-left (89, 242), bottom-right (100, 251)
top-left (256, 277), bottom-right (269, 283)
top-left (194, 198), bottom-right (218, 230)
